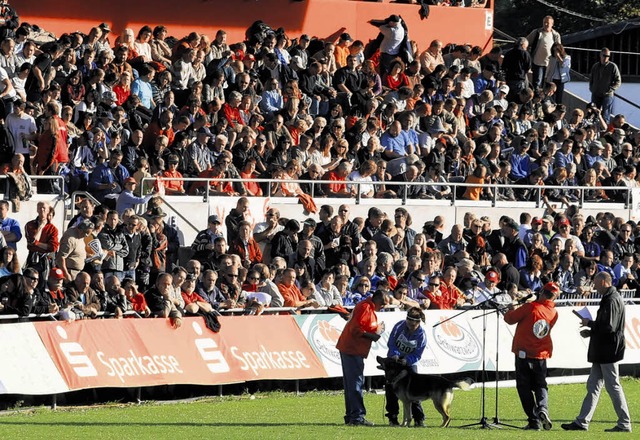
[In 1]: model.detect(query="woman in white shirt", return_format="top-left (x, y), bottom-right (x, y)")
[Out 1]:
top-left (347, 159), bottom-right (377, 198)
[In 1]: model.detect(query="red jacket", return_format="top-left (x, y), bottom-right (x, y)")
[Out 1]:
top-left (229, 237), bottom-right (263, 265)
top-left (336, 297), bottom-right (380, 357)
top-left (504, 299), bottom-right (558, 359)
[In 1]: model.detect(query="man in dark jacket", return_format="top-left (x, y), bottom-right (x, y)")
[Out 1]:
top-left (562, 272), bottom-right (631, 432)
top-left (99, 210), bottom-right (129, 280)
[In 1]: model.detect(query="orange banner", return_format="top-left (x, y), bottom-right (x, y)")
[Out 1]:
top-left (34, 316), bottom-right (327, 390)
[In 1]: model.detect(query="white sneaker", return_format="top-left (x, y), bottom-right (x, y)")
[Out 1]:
top-left (538, 409), bottom-right (552, 431)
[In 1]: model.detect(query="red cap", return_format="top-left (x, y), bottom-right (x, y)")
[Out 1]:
top-left (558, 218), bottom-right (571, 226)
top-left (543, 282), bottom-right (560, 295)
top-left (532, 217), bottom-right (543, 225)
top-left (485, 270), bottom-right (500, 283)
top-left (49, 267), bottom-right (65, 279)
top-left (124, 177), bottom-right (137, 185)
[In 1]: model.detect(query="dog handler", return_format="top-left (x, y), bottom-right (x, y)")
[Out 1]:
top-left (336, 289), bottom-right (387, 426)
top-left (385, 307), bottom-right (427, 426)
top-left (504, 281), bottom-right (559, 431)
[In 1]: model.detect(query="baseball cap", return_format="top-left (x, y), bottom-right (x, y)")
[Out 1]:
top-left (590, 140), bottom-right (604, 150)
top-left (558, 218), bottom-right (571, 227)
top-left (532, 217), bottom-right (543, 225)
top-left (303, 218), bottom-right (317, 228)
top-left (300, 34), bottom-right (310, 41)
top-left (197, 126), bottom-right (213, 137)
top-left (340, 32), bottom-right (353, 42)
top-left (543, 281), bottom-right (560, 296)
top-left (77, 219), bottom-right (95, 230)
top-left (499, 84), bottom-right (510, 95)
top-left (485, 270), bottom-right (500, 283)
top-left (148, 207), bottom-right (166, 218)
top-left (124, 177), bottom-right (136, 185)
top-left (504, 217), bottom-right (519, 230)
top-left (49, 267), bottom-right (65, 279)
top-left (208, 214), bottom-right (221, 224)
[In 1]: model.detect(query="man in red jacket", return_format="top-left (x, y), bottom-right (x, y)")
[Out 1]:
top-left (336, 289), bottom-right (387, 426)
top-left (504, 281), bottom-right (559, 431)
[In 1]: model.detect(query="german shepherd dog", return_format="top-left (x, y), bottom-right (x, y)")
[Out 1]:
top-left (376, 356), bottom-right (473, 427)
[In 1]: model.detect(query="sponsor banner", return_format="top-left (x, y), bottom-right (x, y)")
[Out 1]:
top-left (295, 310), bottom-right (503, 376)
top-left (551, 305), bottom-right (640, 367)
top-left (34, 316), bottom-right (326, 391)
top-left (296, 306), bottom-right (640, 376)
top-left (0, 323), bottom-right (69, 395)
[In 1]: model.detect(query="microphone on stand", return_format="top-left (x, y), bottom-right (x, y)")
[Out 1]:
top-left (516, 293), bottom-right (534, 304)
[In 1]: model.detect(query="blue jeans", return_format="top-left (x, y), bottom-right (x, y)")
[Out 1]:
top-left (122, 269), bottom-right (136, 281)
top-left (592, 94), bottom-right (614, 123)
top-left (532, 64), bottom-right (546, 90)
top-left (340, 352), bottom-right (366, 424)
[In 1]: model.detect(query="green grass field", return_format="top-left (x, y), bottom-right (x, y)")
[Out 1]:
top-left (0, 379), bottom-right (638, 439)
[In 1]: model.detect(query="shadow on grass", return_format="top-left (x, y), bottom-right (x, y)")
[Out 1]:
top-left (1, 418), bottom-right (617, 429)
top-left (0, 421), bottom-right (345, 428)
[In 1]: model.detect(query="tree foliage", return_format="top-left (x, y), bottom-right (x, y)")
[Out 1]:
top-left (495, 0), bottom-right (640, 38)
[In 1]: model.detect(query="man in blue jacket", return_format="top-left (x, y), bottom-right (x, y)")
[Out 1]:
top-left (385, 307), bottom-right (427, 426)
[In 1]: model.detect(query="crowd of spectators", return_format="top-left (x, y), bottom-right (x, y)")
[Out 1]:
top-left (0, 7), bottom-right (638, 324)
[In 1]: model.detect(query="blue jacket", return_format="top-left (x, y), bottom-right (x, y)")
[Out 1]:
top-left (387, 320), bottom-right (427, 366)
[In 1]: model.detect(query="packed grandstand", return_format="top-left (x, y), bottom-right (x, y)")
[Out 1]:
top-left (0, 1), bottom-right (637, 328)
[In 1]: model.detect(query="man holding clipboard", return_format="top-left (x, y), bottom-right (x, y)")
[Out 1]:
top-left (562, 272), bottom-right (632, 432)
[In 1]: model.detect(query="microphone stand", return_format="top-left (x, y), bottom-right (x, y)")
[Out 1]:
top-left (434, 290), bottom-right (507, 429)
top-left (473, 297), bottom-right (521, 429)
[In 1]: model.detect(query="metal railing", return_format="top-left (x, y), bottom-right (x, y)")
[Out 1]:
top-left (143, 175), bottom-right (637, 210)
top-left (0, 174), bottom-right (66, 200)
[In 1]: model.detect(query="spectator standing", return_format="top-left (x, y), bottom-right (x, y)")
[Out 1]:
top-left (502, 38), bottom-right (531, 101)
top-left (56, 219), bottom-right (94, 282)
top-left (589, 48), bottom-right (621, 123)
top-left (526, 16), bottom-right (561, 90)
top-left (24, 201), bottom-right (59, 285)
top-left (0, 199), bottom-right (20, 249)
top-left (369, 14), bottom-right (406, 75)
top-left (99, 210), bottom-right (129, 281)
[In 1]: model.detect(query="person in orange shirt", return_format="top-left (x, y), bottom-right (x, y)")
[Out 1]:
top-left (161, 154), bottom-right (185, 194)
top-left (462, 164), bottom-right (492, 201)
top-left (334, 33), bottom-right (352, 68)
top-left (336, 289), bottom-right (387, 426)
top-left (504, 281), bottom-right (559, 431)
top-left (276, 268), bottom-right (318, 308)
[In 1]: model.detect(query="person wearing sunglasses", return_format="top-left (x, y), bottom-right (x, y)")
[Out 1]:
top-left (589, 47), bottom-right (621, 123)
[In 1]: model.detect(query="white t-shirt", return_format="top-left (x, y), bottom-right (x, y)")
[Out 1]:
top-left (0, 66), bottom-right (15, 99)
top-left (6, 111), bottom-right (37, 154)
top-left (380, 23), bottom-right (405, 56)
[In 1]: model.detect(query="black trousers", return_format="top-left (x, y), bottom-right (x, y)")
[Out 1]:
top-left (385, 382), bottom-right (425, 423)
top-left (515, 356), bottom-right (549, 426)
